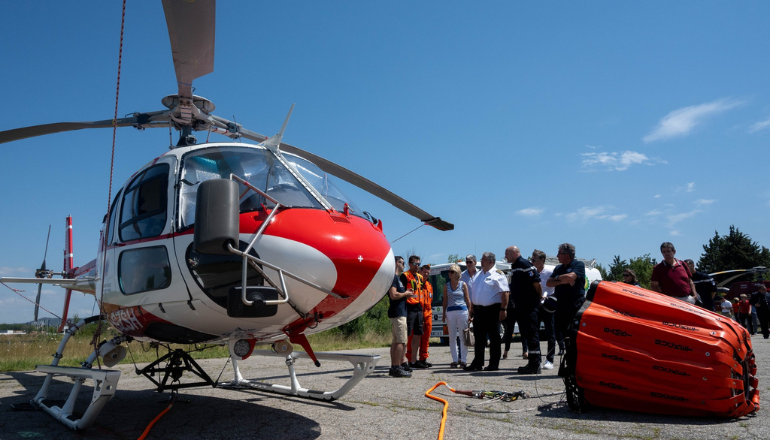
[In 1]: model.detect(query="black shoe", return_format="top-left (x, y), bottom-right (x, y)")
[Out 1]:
top-left (517, 363), bottom-right (541, 374)
top-left (483, 366), bottom-right (499, 371)
top-left (411, 361), bottom-right (428, 369)
top-left (423, 360), bottom-right (433, 368)
top-left (401, 362), bottom-right (412, 372)
top-left (389, 366), bottom-right (411, 378)
top-left (463, 364), bottom-right (482, 371)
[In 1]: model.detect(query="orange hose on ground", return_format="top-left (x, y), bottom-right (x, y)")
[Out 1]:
top-left (425, 382), bottom-right (456, 440)
top-left (137, 403), bottom-right (173, 440)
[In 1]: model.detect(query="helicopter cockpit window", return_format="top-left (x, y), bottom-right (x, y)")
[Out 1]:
top-left (283, 154), bottom-right (364, 218)
top-left (105, 188), bottom-right (122, 246)
top-left (118, 246), bottom-right (172, 295)
top-left (179, 147), bottom-right (322, 228)
top-left (119, 164), bottom-right (169, 242)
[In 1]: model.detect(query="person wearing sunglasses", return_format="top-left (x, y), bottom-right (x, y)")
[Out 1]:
top-left (622, 269), bottom-right (641, 287)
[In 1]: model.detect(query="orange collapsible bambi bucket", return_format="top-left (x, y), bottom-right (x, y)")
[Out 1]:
top-left (560, 281), bottom-right (759, 418)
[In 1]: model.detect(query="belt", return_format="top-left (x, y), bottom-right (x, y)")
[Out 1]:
top-left (473, 304), bottom-right (497, 309)
top-left (446, 305), bottom-right (467, 312)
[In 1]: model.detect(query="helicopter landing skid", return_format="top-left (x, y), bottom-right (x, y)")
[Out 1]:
top-left (219, 350), bottom-right (380, 401)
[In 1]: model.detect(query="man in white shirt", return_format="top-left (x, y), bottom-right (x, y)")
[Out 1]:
top-left (464, 252), bottom-right (509, 371)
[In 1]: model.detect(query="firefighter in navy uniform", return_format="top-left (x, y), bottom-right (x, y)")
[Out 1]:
top-left (505, 246), bottom-right (543, 374)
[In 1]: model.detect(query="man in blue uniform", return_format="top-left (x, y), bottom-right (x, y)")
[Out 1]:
top-left (546, 243), bottom-right (586, 349)
top-left (685, 259), bottom-right (717, 312)
top-left (506, 246), bottom-right (543, 374)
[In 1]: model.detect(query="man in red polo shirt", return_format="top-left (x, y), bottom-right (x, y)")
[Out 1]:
top-left (650, 242), bottom-right (697, 304)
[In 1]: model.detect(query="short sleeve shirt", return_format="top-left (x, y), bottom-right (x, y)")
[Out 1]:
top-left (651, 260), bottom-right (692, 297)
top-left (460, 269), bottom-right (479, 298)
top-left (387, 274), bottom-right (407, 318)
top-left (551, 259), bottom-right (586, 300)
top-left (509, 256), bottom-right (541, 307)
top-left (470, 268), bottom-right (509, 306)
top-left (539, 266), bottom-right (555, 298)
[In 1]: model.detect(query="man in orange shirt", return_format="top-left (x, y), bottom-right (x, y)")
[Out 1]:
top-left (406, 264), bottom-right (434, 368)
top-left (400, 256), bottom-right (425, 369)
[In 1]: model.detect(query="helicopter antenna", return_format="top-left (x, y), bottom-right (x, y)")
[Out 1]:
top-left (260, 104), bottom-right (295, 152)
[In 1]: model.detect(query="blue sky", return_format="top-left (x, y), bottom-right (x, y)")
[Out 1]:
top-left (1, 1), bottom-right (769, 324)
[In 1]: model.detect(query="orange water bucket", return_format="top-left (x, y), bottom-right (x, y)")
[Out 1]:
top-left (560, 281), bottom-right (759, 417)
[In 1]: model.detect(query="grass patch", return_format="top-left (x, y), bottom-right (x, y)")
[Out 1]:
top-left (0, 328), bottom-right (393, 373)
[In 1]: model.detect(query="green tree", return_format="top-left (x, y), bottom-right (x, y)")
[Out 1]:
top-left (446, 254), bottom-right (460, 264)
top-left (697, 225), bottom-right (770, 273)
top-left (628, 254), bottom-right (656, 289)
top-left (595, 263), bottom-right (609, 281)
top-left (607, 255), bottom-right (628, 282)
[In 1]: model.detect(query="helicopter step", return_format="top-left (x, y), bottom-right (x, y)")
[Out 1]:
top-left (220, 349), bottom-right (380, 401)
top-left (31, 365), bottom-right (121, 432)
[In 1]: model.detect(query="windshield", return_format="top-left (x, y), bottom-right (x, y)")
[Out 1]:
top-left (179, 146), bottom-right (323, 228)
top-left (283, 153), bottom-right (364, 218)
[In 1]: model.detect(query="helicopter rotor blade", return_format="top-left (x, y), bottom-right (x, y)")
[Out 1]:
top-left (162, 0), bottom-right (216, 100)
top-left (0, 115), bottom-right (169, 145)
top-left (236, 127), bottom-right (452, 230)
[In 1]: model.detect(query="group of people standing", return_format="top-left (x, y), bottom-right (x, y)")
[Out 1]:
top-left (648, 241), bottom-right (769, 337)
top-left (386, 255), bottom-right (436, 378)
top-left (456, 243), bottom-right (587, 374)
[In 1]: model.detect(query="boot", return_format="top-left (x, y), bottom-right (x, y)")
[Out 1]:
top-left (517, 353), bottom-right (541, 374)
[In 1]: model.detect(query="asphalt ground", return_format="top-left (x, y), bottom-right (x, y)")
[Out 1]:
top-left (1, 336), bottom-right (768, 440)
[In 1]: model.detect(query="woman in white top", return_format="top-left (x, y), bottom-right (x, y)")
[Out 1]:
top-left (442, 264), bottom-right (471, 368)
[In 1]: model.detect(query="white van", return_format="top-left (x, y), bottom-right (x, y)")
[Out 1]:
top-left (427, 259), bottom-right (603, 344)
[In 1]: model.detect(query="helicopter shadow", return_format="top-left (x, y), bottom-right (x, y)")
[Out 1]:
top-left (0, 371), bottom-right (339, 440)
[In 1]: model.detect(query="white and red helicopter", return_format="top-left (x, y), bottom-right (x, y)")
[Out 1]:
top-left (0, 0), bottom-right (451, 430)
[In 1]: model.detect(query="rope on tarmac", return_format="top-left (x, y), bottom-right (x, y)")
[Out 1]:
top-left (425, 381), bottom-right (568, 437)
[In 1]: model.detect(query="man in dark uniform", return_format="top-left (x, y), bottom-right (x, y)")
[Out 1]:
top-left (546, 243), bottom-right (586, 349)
top-left (685, 259), bottom-right (717, 312)
top-left (505, 246), bottom-right (543, 374)
top-left (750, 283), bottom-right (770, 339)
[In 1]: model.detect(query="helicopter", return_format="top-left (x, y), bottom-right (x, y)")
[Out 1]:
top-left (0, 0), bottom-right (452, 431)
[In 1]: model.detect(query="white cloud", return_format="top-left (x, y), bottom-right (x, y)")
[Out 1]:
top-left (581, 151), bottom-right (664, 171)
top-left (644, 98), bottom-right (744, 143)
top-left (670, 230), bottom-right (681, 236)
top-left (667, 210), bottom-right (702, 227)
top-left (654, 194), bottom-right (661, 198)
top-left (686, 182), bottom-right (695, 192)
top-left (645, 209), bottom-right (662, 217)
top-left (694, 199), bottom-right (716, 206)
top-left (0, 266), bottom-right (31, 276)
top-left (517, 207), bottom-right (544, 217)
top-left (566, 206), bottom-right (627, 223)
top-left (749, 117), bottom-right (770, 133)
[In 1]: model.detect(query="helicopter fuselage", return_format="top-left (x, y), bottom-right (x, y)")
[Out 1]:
top-left (84, 142), bottom-right (394, 346)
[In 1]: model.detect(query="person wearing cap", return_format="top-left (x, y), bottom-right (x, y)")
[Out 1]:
top-left (750, 284), bottom-right (770, 339)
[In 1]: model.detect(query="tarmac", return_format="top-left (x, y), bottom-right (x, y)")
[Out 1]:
top-left (0, 336), bottom-right (768, 440)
